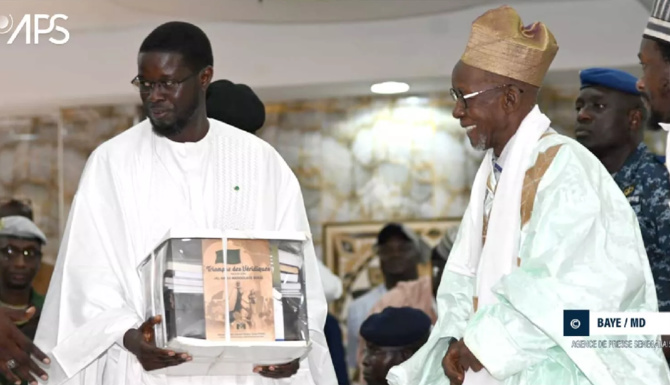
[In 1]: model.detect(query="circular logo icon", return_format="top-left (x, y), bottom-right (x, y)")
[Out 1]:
top-left (0, 15), bottom-right (14, 34)
top-left (570, 319), bottom-right (581, 330)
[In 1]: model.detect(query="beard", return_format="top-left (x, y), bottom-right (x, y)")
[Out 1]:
top-left (473, 135), bottom-right (487, 151)
top-left (150, 115), bottom-right (188, 137)
top-left (466, 127), bottom-right (488, 152)
top-left (147, 97), bottom-right (200, 138)
top-left (470, 132), bottom-right (487, 151)
top-left (647, 107), bottom-right (665, 131)
top-left (642, 93), bottom-right (663, 130)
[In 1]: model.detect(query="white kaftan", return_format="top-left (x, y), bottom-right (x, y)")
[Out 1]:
top-left (34, 119), bottom-right (337, 385)
top-left (387, 106), bottom-right (670, 385)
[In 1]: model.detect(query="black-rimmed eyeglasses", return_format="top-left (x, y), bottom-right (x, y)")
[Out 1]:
top-left (131, 71), bottom-right (200, 94)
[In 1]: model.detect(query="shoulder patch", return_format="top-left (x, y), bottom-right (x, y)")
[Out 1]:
top-left (623, 185), bottom-right (635, 197)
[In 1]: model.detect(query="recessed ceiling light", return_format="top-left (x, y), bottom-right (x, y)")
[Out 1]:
top-left (370, 81), bottom-right (410, 94)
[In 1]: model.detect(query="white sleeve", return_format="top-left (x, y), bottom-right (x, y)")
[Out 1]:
top-left (274, 154), bottom-right (338, 385)
top-left (317, 259), bottom-right (343, 302)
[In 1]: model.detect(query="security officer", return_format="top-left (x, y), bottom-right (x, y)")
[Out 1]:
top-left (575, 67), bottom-right (670, 311)
top-left (360, 307), bottom-right (431, 385)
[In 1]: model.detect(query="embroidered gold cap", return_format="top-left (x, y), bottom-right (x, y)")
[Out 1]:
top-left (460, 5), bottom-right (559, 87)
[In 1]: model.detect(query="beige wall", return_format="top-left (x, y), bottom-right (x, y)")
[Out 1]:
top-left (4, 87), bottom-right (664, 293)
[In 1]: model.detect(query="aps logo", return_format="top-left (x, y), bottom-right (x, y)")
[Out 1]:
top-left (0, 14), bottom-right (69, 45)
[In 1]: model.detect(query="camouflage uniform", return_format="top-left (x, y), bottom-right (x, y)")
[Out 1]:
top-left (613, 143), bottom-right (670, 311)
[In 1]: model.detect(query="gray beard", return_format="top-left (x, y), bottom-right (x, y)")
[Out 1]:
top-left (473, 134), bottom-right (487, 151)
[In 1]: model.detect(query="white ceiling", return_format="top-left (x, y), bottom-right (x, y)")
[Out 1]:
top-left (0, 0), bottom-right (651, 115)
top-left (253, 64), bottom-right (643, 103)
top-left (1, 0), bottom-right (589, 30)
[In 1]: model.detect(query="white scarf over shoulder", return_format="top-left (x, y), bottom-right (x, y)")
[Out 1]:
top-left (447, 105), bottom-right (550, 307)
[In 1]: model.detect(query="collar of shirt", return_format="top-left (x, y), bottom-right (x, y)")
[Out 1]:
top-left (491, 131), bottom-right (517, 181)
top-left (613, 143), bottom-right (647, 181)
top-left (660, 123), bottom-right (670, 132)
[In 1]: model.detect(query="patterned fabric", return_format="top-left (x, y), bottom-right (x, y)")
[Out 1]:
top-left (478, 154), bottom-right (503, 312)
top-left (613, 143), bottom-right (670, 311)
top-left (213, 136), bottom-right (257, 231)
top-left (645, 0), bottom-right (670, 43)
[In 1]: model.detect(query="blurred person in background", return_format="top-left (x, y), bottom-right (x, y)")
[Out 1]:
top-left (0, 216), bottom-right (48, 385)
top-left (360, 307), bottom-right (431, 385)
top-left (346, 223), bottom-right (428, 374)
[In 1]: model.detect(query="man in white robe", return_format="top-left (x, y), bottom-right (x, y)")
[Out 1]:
top-left (32, 21), bottom-right (336, 385)
top-left (638, 0), bottom-right (670, 177)
top-left (386, 6), bottom-right (670, 385)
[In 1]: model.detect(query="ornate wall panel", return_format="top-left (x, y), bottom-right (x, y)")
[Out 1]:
top-left (0, 85), bottom-right (666, 295)
top-left (259, 94), bottom-right (484, 260)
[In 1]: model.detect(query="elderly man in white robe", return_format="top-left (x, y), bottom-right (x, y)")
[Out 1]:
top-left (30, 21), bottom-right (336, 385)
top-left (386, 6), bottom-right (670, 385)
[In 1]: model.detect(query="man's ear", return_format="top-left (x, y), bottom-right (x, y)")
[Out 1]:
top-left (629, 108), bottom-right (643, 132)
top-left (201, 66), bottom-right (213, 90)
top-left (502, 86), bottom-right (522, 112)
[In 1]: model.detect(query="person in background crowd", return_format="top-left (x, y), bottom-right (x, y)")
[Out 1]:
top-left (0, 216), bottom-right (48, 385)
top-left (346, 223), bottom-right (428, 373)
top-left (206, 79), bottom-right (266, 134)
top-left (575, 67), bottom-right (670, 313)
top-left (354, 230), bottom-right (444, 380)
top-left (360, 307), bottom-right (431, 385)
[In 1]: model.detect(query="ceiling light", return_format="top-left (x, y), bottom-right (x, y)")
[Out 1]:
top-left (370, 81), bottom-right (410, 95)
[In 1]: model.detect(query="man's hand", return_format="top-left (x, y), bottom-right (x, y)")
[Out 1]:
top-left (0, 307), bottom-right (50, 385)
top-left (456, 339), bottom-right (483, 373)
top-left (442, 339), bottom-right (464, 385)
top-left (253, 359), bottom-right (300, 379)
top-left (123, 315), bottom-right (191, 372)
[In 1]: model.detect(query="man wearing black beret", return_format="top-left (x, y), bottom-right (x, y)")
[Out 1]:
top-left (360, 307), bottom-right (431, 385)
top-left (206, 79), bottom-right (266, 134)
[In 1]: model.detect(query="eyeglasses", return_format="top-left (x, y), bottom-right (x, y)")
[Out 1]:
top-left (450, 84), bottom-right (522, 108)
top-left (131, 71), bottom-right (200, 95)
top-left (0, 245), bottom-right (42, 263)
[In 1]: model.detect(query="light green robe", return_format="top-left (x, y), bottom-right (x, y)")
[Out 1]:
top-left (387, 132), bottom-right (670, 385)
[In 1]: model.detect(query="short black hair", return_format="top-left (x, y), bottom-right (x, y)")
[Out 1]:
top-left (377, 223), bottom-right (410, 246)
top-left (139, 21), bottom-right (214, 72)
top-left (0, 199), bottom-right (33, 220)
top-left (645, 35), bottom-right (670, 63)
